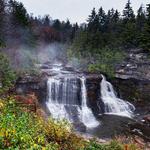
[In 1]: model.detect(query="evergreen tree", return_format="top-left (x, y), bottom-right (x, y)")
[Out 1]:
top-left (123, 0), bottom-right (135, 23)
top-left (98, 7), bottom-right (106, 32)
top-left (140, 4), bottom-right (150, 51)
top-left (64, 19), bottom-right (72, 30)
top-left (9, 0), bottom-right (29, 27)
top-left (43, 15), bottom-right (50, 26)
top-left (70, 23), bottom-right (79, 41)
top-left (113, 10), bottom-right (120, 23)
top-left (87, 8), bottom-right (96, 24)
top-left (121, 0), bottom-right (137, 47)
top-left (136, 5), bottom-right (146, 31)
top-left (0, 0), bottom-right (5, 46)
top-left (87, 8), bottom-right (99, 32)
top-left (53, 19), bottom-right (61, 31)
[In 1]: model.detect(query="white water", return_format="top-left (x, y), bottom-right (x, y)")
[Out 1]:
top-left (46, 71), bottom-right (135, 130)
top-left (46, 78), bottom-right (70, 120)
top-left (46, 76), bottom-right (99, 128)
top-left (80, 77), bottom-right (99, 128)
top-left (100, 75), bottom-right (135, 117)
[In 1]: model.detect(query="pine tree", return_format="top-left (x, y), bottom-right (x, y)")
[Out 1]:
top-left (136, 5), bottom-right (146, 31)
top-left (0, 0), bottom-right (5, 46)
top-left (140, 4), bottom-right (150, 51)
top-left (87, 8), bottom-right (99, 32)
top-left (98, 7), bottom-right (106, 32)
top-left (87, 8), bottom-right (96, 24)
top-left (9, 0), bottom-right (29, 27)
top-left (121, 0), bottom-right (137, 47)
top-left (123, 0), bottom-right (135, 23)
top-left (43, 15), bottom-right (50, 26)
top-left (64, 19), bottom-right (72, 30)
top-left (113, 10), bottom-right (120, 23)
top-left (53, 19), bottom-right (61, 31)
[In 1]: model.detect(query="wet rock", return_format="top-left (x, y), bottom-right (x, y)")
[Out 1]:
top-left (112, 78), bottom-right (150, 103)
top-left (73, 122), bottom-right (86, 132)
top-left (86, 75), bottom-right (102, 116)
top-left (143, 115), bottom-right (150, 125)
top-left (128, 115), bottom-right (150, 141)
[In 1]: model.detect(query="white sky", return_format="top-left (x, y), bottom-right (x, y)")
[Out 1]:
top-left (18, 0), bottom-right (149, 23)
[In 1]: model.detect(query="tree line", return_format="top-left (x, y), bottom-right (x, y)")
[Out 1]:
top-left (0, 0), bottom-right (150, 51)
top-left (0, 0), bottom-right (79, 48)
top-left (71, 0), bottom-right (150, 57)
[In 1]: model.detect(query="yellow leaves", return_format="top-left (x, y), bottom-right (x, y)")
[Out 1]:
top-left (0, 128), bottom-right (16, 139)
top-left (42, 147), bottom-right (46, 150)
top-left (0, 102), bottom-right (4, 108)
top-left (34, 144), bottom-right (38, 148)
top-left (0, 100), bottom-right (4, 109)
top-left (0, 97), bottom-right (86, 149)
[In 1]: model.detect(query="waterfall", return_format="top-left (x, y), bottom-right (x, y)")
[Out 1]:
top-left (46, 78), bottom-right (70, 120)
top-left (46, 69), bottom-right (135, 130)
top-left (46, 76), bottom-right (99, 128)
top-left (80, 77), bottom-right (99, 128)
top-left (100, 75), bottom-right (135, 117)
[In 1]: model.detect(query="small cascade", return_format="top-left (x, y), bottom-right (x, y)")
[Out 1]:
top-left (80, 77), bottom-right (99, 128)
top-left (100, 75), bottom-right (135, 117)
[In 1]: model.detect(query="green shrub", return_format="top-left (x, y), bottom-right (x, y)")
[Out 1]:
top-left (84, 140), bottom-right (123, 150)
top-left (0, 53), bottom-right (16, 93)
top-left (68, 45), bottom-right (125, 77)
top-left (87, 47), bottom-right (125, 77)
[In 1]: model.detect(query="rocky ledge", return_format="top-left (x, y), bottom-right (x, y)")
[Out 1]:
top-left (115, 49), bottom-right (150, 80)
top-left (112, 49), bottom-right (150, 103)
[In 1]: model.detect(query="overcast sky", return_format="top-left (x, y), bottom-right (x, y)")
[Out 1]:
top-left (18, 0), bottom-right (149, 23)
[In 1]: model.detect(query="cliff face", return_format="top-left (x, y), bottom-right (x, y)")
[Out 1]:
top-left (15, 49), bottom-right (150, 113)
top-left (15, 74), bottom-right (48, 104)
top-left (15, 66), bottom-right (102, 117)
top-left (113, 49), bottom-right (150, 103)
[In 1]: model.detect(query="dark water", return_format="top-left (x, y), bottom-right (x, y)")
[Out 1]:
top-left (84, 115), bottom-right (134, 139)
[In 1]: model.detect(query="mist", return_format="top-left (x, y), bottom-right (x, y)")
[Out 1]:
top-left (3, 42), bottom-right (68, 73)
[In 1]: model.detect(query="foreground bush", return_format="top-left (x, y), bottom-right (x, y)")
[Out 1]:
top-left (0, 97), bottom-right (85, 150)
top-left (0, 97), bottom-right (140, 150)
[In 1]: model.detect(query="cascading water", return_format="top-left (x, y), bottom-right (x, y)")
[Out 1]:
top-left (46, 77), bottom-right (81, 121)
top-left (46, 78), bottom-right (69, 120)
top-left (46, 75), bottom-right (99, 128)
top-left (80, 77), bottom-right (99, 128)
top-left (100, 75), bottom-right (135, 117)
top-left (45, 63), bottom-right (135, 131)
